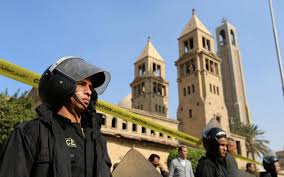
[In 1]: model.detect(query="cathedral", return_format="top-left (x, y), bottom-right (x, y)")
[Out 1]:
top-left (27, 10), bottom-right (252, 169)
top-left (98, 10), bottom-right (252, 169)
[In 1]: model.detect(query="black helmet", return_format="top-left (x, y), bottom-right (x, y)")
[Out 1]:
top-left (202, 127), bottom-right (227, 154)
top-left (263, 156), bottom-right (279, 172)
top-left (39, 56), bottom-right (111, 109)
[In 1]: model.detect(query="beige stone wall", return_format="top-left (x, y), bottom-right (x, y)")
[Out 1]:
top-left (176, 14), bottom-right (231, 139)
top-left (196, 30), bottom-right (215, 51)
top-left (97, 105), bottom-right (179, 172)
top-left (216, 22), bottom-right (251, 125)
top-left (131, 41), bottom-right (169, 117)
top-left (201, 65), bottom-right (230, 134)
top-left (176, 52), bottom-right (229, 138)
top-left (131, 79), bottom-right (169, 117)
top-left (99, 109), bottom-right (179, 142)
top-left (230, 133), bottom-right (247, 157)
top-left (106, 136), bottom-right (175, 171)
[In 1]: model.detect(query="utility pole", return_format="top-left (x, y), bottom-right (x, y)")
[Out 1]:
top-left (268, 0), bottom-right (284, 98)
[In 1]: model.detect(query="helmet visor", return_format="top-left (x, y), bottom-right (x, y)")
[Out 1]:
top-left (54, 57), bottom-right (111, 95)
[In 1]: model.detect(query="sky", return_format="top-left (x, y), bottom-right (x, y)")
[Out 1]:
top-left (0, 0), bottom-right (283, 152)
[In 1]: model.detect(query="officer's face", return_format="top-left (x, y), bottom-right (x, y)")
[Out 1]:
top-left (71, 78), bottom-right (93, 112)
top-left (218, 137), bottom-right (228, 157)
top-left (275, 161), bottom-right (281, 173)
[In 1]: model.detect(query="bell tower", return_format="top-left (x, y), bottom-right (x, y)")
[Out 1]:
top-left (130, 37), bottom-right (169, 116)
top-left (176, 10), bottom-right (229, 138)
top-left (216, 19), bottom-right (251, 125)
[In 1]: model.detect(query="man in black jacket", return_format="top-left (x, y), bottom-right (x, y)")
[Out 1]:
top-left (195, 127), bottom-right (229, 177)
top-left (0, 57), bottom-right (112, 177)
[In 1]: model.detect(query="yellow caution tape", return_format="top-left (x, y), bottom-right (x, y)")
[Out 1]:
top-left (96, 100), bottom-right (200, 146)
top-left (0, 58), bottom-right (262, 164)
top-left (234, 154), bottom-right (262, 165)
top-left (0, 59), bottom-right (41, 88)
top-left (0, 58), bottom-right (200, 145)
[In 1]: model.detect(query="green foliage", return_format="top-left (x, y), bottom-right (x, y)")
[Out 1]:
top-left (230, 118), bottom-right (270, 159)
top-left (167, 147), bottom-right (205, 172)
top-left (0, 90), bottom-right (36, 144)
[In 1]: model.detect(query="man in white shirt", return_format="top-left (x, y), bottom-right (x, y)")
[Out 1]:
top-left (168, 146), bottom-right (195, 177)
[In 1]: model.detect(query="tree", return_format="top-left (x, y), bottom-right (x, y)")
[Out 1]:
top-left (167, 147), bottom-right (205, 173)
top-left (0, 90), bottom-right (35, 144)
top-left (230, 119), bottom-right (270, 160)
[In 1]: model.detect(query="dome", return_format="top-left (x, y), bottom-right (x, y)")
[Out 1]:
top-left (118, 93), bottom-right (132, 109)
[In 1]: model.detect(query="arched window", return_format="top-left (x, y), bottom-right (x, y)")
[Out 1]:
top-left (151, 130), bottom-right (155, 136)
top-left (122, 121), bottom-right (127, 130)
top-left (187, 86), bottom-right (191, 95)
top-left (219, 30), bottom-right (226, 46)
top-left (132, 124), bottom-right (137, 132)
top-left (111, 117), bottom-right (117, 128)
top-left (216, 116), bottom-right (221, 123)
top-left (230, 30), bottom-right (236, 45)
top-left (142, 127), bottom-right (146, 134)
top-left (101, 114), bottom-right (106, 126)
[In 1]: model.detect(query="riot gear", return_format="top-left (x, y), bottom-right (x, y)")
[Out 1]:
top-left (39, 56), bottom-right (110, 110)
top-left (263, 156), bottom-right (279, 172)
top-left (202, 127), bottom-right (227, 154)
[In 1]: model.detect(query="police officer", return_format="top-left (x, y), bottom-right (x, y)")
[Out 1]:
top-left (0, 57), bottom-right (112, 177)
top-left (195, 127), bottom-right (229, 177)
top-left (260, 156), bottom-right (281, 177)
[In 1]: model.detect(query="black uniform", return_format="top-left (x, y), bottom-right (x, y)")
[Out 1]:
top-left (260, 172), bottom-right (277, 177)
top-left (0, 104), bottom-right (112, 177)
top-left (195, 154), bottom-right (229, 177)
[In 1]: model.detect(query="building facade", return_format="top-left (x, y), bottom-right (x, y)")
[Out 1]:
top-left (216, 20), bottom-right (251, 125)
top-left (28, 10), bottom-right (253, 170)
top-left (176, 10), bottom-right (230, 138)
top-left (130, 38), bottom-right (169, 117)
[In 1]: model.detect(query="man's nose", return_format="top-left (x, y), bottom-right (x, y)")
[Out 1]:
top-left (85, 87), bottom-right (92, 96)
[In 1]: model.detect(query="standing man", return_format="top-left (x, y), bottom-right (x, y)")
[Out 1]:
top-left (195, 127), bottom-right (229, 177)
top-left (225, 137), bottom-right (240, 177)
top-left (168, 146), bottom-right (195, 177)
top-left (260, 156), bottom-right (281, 177)
top-left (148, 154), bottom-right (169, 177)
top-left (0, 57), bottom-right (112, 177)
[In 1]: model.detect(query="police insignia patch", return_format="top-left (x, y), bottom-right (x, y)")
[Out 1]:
top-left (65, 137), bottom-right (77, 148)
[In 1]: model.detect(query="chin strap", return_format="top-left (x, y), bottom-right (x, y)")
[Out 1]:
top-left (72, 93), bottom-right (92, 115)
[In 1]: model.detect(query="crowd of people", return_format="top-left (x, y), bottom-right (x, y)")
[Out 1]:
top-left (0, 57), bottom-right (281, 177)
top-left (147, 128), bottom-right (281, 177)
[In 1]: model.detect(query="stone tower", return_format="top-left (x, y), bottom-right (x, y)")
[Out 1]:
top-left (176, 10), bottom-right (230, 138)
top-left (216, 20), bottom-right (251, 125)
top-left (130, 38), bottom-right (169, 116)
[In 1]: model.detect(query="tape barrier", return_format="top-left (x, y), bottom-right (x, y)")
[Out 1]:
top-left (234, 154), bottom-right (262, 165)
top-left (0, 58), bottom-right (200, 145)
top-left (0, 58), bottom-right (262, 164)
top-left (0, 59), bottom-right (41, 88)
top-left (96, 100), bottom-right (200, 146)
